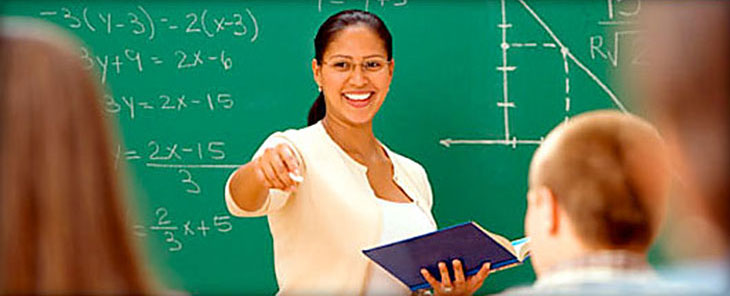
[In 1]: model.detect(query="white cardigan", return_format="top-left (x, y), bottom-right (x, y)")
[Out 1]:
top-left (225, 121), bottom-right (437, 295)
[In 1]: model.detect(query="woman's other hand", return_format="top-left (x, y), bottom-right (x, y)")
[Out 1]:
top-left (420, 260), bottom-right (491, 296)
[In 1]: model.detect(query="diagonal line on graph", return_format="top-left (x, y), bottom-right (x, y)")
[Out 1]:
top-left (516, 0), bottom-right (628, 113)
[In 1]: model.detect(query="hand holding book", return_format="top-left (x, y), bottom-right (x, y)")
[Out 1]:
top-left (419, 260), bottom-right (491, 296)
top-left (362, 222), bottom-right (531, 293)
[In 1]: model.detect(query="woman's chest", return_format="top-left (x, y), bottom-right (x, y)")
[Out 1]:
top-left (365, 161), bottom-right (413, 203)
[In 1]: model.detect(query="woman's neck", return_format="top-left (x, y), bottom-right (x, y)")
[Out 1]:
top-left (322, 116), bottom-right (383, 165)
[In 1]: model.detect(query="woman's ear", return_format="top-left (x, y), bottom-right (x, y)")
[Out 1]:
top-left (312, 58), bottom-right (322, 88)
top-left (384, 58), bottom-right (395, 93)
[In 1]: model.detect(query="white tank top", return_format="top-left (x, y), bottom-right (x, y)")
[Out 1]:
top-left (363, 198), bottom-right (437, 296)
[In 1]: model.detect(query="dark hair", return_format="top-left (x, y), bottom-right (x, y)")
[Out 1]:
top-left (307, 9), bottom-right (393, 126)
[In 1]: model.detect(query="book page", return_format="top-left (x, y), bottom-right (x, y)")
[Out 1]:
top-left (511, 237), bottom-right (530, 262)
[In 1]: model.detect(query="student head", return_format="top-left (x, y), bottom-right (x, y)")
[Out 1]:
top-left (524, 110), bottom-right (671, 277)
top-left (640, 1), bottom-right (729, 258)
top-left (309, 9), bottom-right (394, 126)
top-left (0, 18), bottom-right (154, 294)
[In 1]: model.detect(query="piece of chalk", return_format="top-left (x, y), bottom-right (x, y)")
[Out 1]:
top-left (288, 172), bottom-right (304, 183)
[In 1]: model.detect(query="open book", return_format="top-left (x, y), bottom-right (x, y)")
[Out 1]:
top-left (362, 222), bottom-right (530, 291)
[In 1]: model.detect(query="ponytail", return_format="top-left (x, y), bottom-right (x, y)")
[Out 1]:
top-left (307, 92), bottom-right (326, 126)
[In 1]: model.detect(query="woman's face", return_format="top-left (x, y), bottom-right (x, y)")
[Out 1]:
top-left (313, 25), bottom-right (394, 126)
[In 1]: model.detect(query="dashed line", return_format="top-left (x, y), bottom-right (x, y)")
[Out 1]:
top-left (509, 42), bottom-right (557, 49)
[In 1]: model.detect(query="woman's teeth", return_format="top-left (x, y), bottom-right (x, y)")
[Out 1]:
top-left (344, 93), bottom-right (372, 101)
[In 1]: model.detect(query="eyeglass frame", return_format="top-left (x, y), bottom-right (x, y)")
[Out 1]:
top-left (319, 56), bottom-right (393, 74)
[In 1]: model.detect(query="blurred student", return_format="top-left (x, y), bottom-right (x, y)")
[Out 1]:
top-left (423, 110), bottom-right (679, 295)
top-left (640, 1), bottom-right (729, 293)
top-left (0, 17), bottom-right (156, 295)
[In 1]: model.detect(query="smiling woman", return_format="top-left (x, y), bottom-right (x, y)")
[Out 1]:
top-left (312, 25), bottom-right (392, 127)
top-left (223, 10), bottom-right (456, 296)
top-left (308, 9), bottom-right (394, 127)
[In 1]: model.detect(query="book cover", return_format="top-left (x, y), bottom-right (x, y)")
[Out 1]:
top-left (362, 222), bottom-right (530, 291)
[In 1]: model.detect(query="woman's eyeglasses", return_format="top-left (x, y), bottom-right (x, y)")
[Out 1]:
top-left (321, 57), bottom-right (390, 74)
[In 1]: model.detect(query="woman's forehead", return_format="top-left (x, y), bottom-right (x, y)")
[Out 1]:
top-left (323, 26), bottom-right (387, 58)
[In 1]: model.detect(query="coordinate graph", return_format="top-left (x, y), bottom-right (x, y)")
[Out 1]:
top-left (440, 0), bottom-right (637, 149)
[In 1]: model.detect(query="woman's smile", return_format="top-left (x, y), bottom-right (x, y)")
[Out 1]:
top-left (343, 91), bottom-right (375, 108)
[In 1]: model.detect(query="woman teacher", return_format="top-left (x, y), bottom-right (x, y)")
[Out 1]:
top-left (225, 10), bottom-right (488, 295)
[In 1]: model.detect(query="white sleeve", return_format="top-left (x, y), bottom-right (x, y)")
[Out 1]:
top-left (225, 132), bottom-right (302, 217)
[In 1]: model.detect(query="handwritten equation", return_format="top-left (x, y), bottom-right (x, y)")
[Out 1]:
top-left (39, 6), bottom-right (259, 42)
top-left (104, 91), bottom-right (234, 120)
top-left (318, 0), bottom-right (407, 12)
top-left (114, 140), bottom-right (227, 165)
top-left (134, 207), bottom-right (233, 252)
top-left (81, 47), bottom-right (234, 83)
top-left (114, 140), bottom-right (232, 195)
top-left (590, 0), bottom-right (643, 67)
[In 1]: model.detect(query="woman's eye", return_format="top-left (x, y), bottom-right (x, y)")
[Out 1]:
top-left (365, 61), bottom-right (382, 70)
top-left (333, 62), bottom-right (349, 70)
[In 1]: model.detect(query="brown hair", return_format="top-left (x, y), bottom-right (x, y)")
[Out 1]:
top-left (0, 19), bottom-right (155, 294)
top-left (530, 111), bottom-right (670, 251)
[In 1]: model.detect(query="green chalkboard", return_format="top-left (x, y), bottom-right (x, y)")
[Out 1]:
top-left (2, 0), bottom-right (643, 294)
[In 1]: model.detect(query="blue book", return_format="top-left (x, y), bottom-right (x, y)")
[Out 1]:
top-left (362, 222), bottom-right (530, 291)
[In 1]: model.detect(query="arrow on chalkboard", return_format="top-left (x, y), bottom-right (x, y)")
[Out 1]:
top-left (439, 137), bottom-right (543, 149)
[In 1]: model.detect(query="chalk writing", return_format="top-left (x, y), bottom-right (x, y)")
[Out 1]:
top-left (134, 207), bottom-right (233, 252)
top-left (40, 6), bottom-right (259, 42)
top-left (104, 92), bottom-right (234, 119)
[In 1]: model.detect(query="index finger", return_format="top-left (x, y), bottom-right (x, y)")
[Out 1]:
top-left (276, 144), bottom-right (301, 175)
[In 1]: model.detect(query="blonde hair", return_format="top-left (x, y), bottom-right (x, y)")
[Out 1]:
top-left (530, 111), bottom-right (670, 250)
top-left (0, 18), bottom-right (155, 294)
